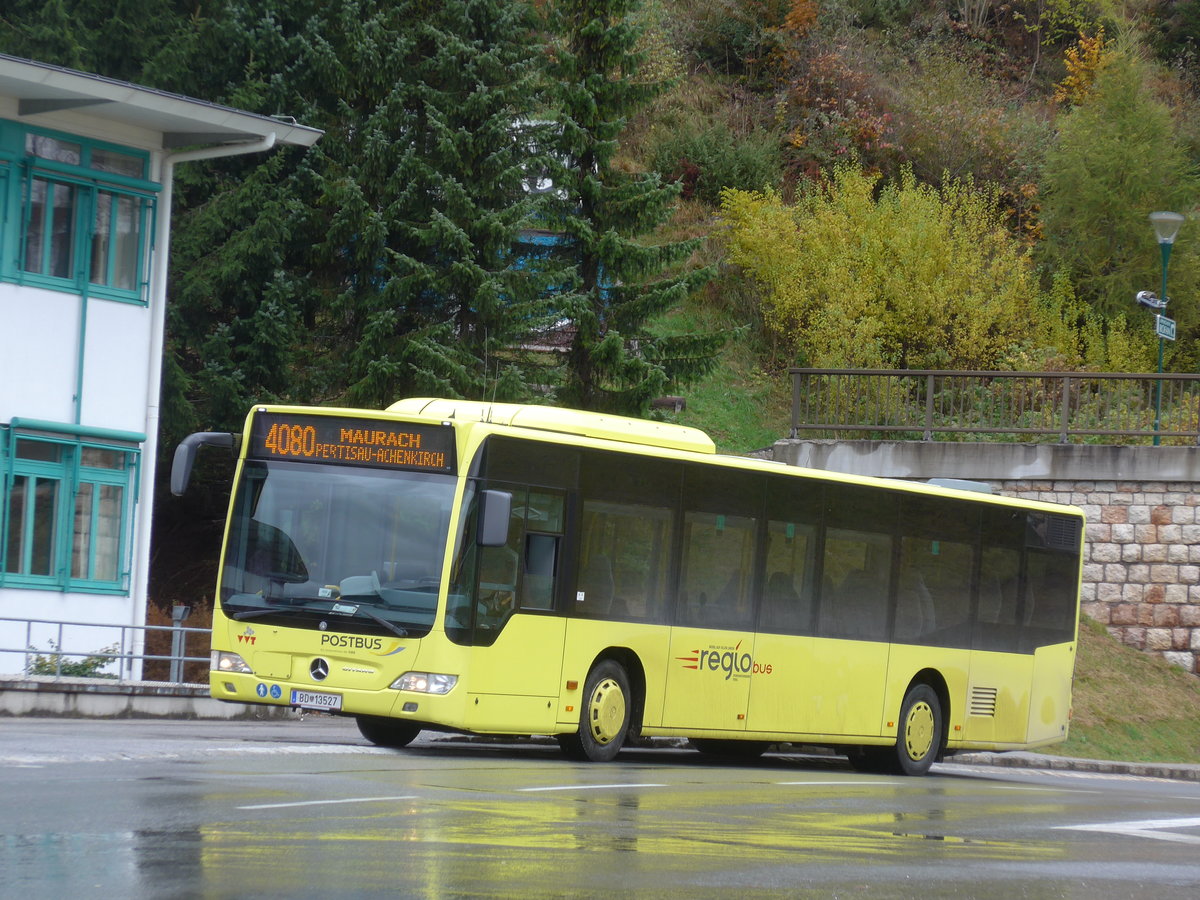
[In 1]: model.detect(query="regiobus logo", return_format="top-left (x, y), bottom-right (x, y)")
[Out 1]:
top-left (676, 641), bottom-right (773, 681)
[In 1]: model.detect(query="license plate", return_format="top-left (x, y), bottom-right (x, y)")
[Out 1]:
top-left (290, 689), bottom-right (342, 711)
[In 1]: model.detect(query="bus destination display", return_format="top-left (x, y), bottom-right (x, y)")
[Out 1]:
top-left (250, 412), bottom-right (455, 474)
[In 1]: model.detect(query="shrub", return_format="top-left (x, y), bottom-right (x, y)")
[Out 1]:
top-left (720, 164), bottom-right (1044, 370)
top-left (26, 641), bottom-right (119, 679)
top-left (649, 121), bottom-right (782, 205)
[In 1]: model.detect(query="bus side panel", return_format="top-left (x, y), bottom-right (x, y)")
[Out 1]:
top-left (881, 645), bottom-right (970, 747)
top-left (462, 615), bottom-right (566, 734)
top-left (744, 633), bottom-right (814, 735)
top-left (963, 650), bottom-right (1034, 747)
top-left (557, 619), bottom-right (672, 730)
top-left (659, 628), bottom-right (755, 732)
top-left (1025, 642), bottom-right (1076, 747)
top-left (805, 639), bottom-right (889, 738)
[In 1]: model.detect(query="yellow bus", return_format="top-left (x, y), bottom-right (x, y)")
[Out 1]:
top-left (172, 399), bottom-right (1085, 775)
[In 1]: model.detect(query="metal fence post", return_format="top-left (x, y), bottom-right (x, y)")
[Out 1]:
top-left (923, 374), bottom-right (935, 441)
top-left (169, 604), bottom-right (192, 683)
top-left (790, 371), bottom-right (801, 438)
top-left (1059, 375), bottom-right (1071, 444)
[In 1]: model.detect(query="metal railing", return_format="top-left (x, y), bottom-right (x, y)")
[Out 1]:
top-left (789, 369), bottom-right (1200, 444)
top-left (1, 612), bottom-right (209, 684)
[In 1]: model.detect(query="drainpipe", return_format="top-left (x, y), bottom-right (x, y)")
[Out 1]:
top-left (125, 132), bottom-right (277, 678)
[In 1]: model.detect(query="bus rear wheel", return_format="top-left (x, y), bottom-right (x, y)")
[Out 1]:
top-left (558, 660), bottom-right (631, 762)
top-left (355, 715), bottom-right (420, 748)
top-left (893, 684), bottom-right (942, 776)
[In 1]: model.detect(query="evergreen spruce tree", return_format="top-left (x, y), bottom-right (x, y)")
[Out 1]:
top-left (0, 0), bottom-right (183, 82)
top-left (546, 0), bottom-right (720, 415)
top-left (330, 0), bottom-right (560, 407)
top-left (151, 0), bottom-right (559, 430)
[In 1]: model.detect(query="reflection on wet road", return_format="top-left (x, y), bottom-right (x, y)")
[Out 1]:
top-left (1, 719), bottom-right (1198, 898)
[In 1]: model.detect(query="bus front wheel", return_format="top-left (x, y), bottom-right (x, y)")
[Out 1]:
top-left (356, 715), bottom-right (420, 748)
top-left (894, 684), bottom-right (942, 776)
top-left (558, 660), bottom-right (631, 762)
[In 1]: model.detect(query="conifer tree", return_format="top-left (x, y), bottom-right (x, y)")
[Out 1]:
top-left (545, 0), bottom-right (720, 414)
top-left (154, 0), bottom-right (559, 427)
top-left (329, 0), bottom-right (560, 407)
top-left (1039, 49), bottom-right (1200, 332)
top-left (0, 0), bottom-right (183, 82)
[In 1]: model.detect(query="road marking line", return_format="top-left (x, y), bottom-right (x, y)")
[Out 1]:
top-left (775, 780), bottom-right (896, 786)
top-left (518, 783), bottom-right (667, 793)
top-left (238, 794), bottom-right (417, 810)
top-left (988, 785), bottom-right (1104, 794)
top-left (1056, 815), bottom-right (1200, 845)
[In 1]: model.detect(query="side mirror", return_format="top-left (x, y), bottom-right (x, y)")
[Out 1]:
top-left (171, 432), bottom-right (236, 496)
top-left (477, 490), bottom-right (512, 547)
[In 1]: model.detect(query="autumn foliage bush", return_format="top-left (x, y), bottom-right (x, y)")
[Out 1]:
top-left (720, 164), bottom-right (1044, 370)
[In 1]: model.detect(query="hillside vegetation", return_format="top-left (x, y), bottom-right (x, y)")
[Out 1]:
top-left (635, 0), bottom-right (1200, 418)
top-left (1053, 617), bottom-right (1200, 762)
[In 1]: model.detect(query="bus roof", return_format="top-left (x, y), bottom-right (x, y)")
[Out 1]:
top-left (386, 398), bottom-right (718, 455)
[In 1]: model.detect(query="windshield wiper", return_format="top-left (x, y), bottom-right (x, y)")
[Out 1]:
top-left (230, 606), bottom-right (291, 621)
top-left (350, 605), bottom-right (409, 638)
top-left (228, 600), bottom-right (409, 637)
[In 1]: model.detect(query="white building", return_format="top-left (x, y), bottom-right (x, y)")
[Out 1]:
top-left (0, 55), bottom-right (321, 675)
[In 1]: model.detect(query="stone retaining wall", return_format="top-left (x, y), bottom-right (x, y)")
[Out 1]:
top-left (995, 480), bottom-right (1200, 675)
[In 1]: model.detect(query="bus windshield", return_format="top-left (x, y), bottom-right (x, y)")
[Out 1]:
top-left (219, 460), bottom-right (457, 637)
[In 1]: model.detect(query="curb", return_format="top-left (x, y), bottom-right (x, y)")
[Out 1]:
top-left (949, 750), bottom-right (1200, 783)
top-left (0, 675), bottom-right (294, 720)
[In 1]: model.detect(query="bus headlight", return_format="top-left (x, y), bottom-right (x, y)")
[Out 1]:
top-left (392, 671), bottom-right (458, 694)
top-left (211, 650), bottom-right (253, 675)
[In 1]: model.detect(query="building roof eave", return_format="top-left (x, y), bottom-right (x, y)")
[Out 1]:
top-left (0, 54), bottom-right (322, 149)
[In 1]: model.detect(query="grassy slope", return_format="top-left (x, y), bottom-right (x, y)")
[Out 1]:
top-left (1053, 616), bottom-right (1200, 763)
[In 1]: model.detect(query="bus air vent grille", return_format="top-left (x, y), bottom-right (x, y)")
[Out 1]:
top-left (969, 687), bottom-right (998, 718)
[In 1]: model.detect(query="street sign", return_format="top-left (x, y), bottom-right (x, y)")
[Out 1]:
top-left (1156, 315), bottom-right (1176, 341)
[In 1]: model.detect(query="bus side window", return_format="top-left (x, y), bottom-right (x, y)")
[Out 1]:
top-left (522, 533), bottom-right (559, 610)
top-left (763, 479), bottom-right (820, 635)
top-left (1020, 549), bottom-right (1078, 650)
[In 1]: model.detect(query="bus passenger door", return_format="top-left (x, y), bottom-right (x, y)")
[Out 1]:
top-left (462, 486), bottom-right (568, 734)
top-left (465, 616), bottom-right (566, 734)
top-left (661, 492), bottom-right (760, 733)
top-left (744, 632), bottom-right (814, 735)
top-left (807, 638), bottom-right (888, 738)
top-left (662, 627), bottom-right (754, 732)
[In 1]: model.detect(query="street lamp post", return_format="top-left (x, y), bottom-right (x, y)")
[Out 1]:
top-left (1148, 211), bottom-right (1185, 446)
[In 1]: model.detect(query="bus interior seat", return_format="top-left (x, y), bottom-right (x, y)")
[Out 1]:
top-left (978, 576), bottom-right (1004, 624)
top-left (895, 572), bottom-right (935, 640)
top-left (764, 571), bottom-right (799, 627)
top-left (708, 571), bottom-right (744, 624)
top-left (833, 570), bottom-right (879, 638)
top-left (577, 555), bottom-right (614, 615)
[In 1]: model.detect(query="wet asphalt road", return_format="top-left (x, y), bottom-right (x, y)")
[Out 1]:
top-left (1, 717), bottom-right (1198, 898)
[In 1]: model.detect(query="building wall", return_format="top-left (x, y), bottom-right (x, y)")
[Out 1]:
top-left (0, 284), bottom-right (152, 429)
top-left (0, 117), bottom-right (160, 675)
